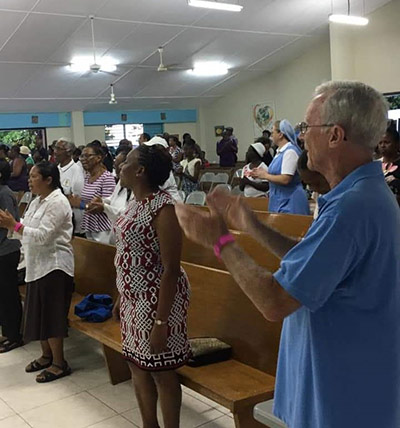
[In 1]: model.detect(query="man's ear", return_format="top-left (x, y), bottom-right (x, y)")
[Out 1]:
top-left (328, 125), bottom-right (346, 148)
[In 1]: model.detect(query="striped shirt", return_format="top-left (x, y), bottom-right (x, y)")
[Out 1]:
top-left (81, 171), bottom-right (116, 232)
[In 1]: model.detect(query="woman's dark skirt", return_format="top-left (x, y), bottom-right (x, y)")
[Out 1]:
top-left (23, 270), bottom-right (74, 342)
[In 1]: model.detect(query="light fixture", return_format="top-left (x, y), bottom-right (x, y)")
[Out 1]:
top-left (329, 0), bottom-right (368, 26)
top-left (187, 62), bottom-right (229, 77)
top-left (109, 84), bottom-right (117, 105)
top-left (188, 0), bottom-right (243, 12)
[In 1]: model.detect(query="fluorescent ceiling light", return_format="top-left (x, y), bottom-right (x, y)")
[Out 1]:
top-left (187, 62), bottom-right (229, 77)
top-left (329, 14), bottom-right (368, 26)
top-left (69, 56), bottom-right (117, 72)
top-left (188, 0), bottom-right (243, 12)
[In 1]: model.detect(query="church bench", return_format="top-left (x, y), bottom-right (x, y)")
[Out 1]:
top-left (197, 206), bottom-right (313, 238)
top-left (69, 238), bottom-right (280, 428)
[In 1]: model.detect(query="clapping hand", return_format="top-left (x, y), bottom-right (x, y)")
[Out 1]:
top-left (67, 194), bottom-right (81, 209)
top-left (207, 187), bottom-right (256, 233)
top-left (0, 209), bottom-right (17, 230)
top-left (175, 197), bottom-right (228, 249)
top-left (248, 167), bottom-right (269, 180)
top-left (86, 196), bottom-right (104, 214)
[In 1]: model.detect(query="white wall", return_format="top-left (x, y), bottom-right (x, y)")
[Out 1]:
top-left (46, 127), bottom-right (72, 144)
top-left (330, 0), bottom-right (400, 92)
top-left (200, 37), bottom-right (331, 162)
top-left (46, 125), bottom-right (104, 147)
top-left (164, 122), bottom-right (198, 142)
top-left (84, 126), bottom-right (105, 145)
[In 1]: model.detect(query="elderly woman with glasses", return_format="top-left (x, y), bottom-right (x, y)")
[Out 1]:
top-left (250, 119), bottom-right (310, 214)
top-left (68, 142), bottom-right (115, 243)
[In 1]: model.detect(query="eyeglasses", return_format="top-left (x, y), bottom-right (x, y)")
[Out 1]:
top-left (298, 122), bottom-right (334, 135)
top-left (79, 154), bottom-right (97, 160)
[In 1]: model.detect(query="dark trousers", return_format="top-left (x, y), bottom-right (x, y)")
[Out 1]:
top-left (0, 250), bottom-right (22, 342)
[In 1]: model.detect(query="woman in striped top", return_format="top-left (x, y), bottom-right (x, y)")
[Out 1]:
top-left (68, 143), bottom-right (115, 243)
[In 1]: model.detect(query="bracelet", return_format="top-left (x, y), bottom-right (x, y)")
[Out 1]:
top-left (79, 200), bottom-right (86, 210)
top-left (14, 222), bottom-right (23, 233)
top-left (213, 233), bottom-right (235, 261)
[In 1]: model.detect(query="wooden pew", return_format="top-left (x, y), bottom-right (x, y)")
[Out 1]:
top-left (182, 230), bottom-right (281, 273)
top-left (242, 197), bottom-right (269, 212)
top-left (69, 238), bottom-right (279, 428)
top-left (197, 206), bottom-right (313, 238)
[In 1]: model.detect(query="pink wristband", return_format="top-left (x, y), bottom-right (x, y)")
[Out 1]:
top-left (213, 233), bottom-right (235, 261)
top-left (14, 222), bottom-right (23, 233)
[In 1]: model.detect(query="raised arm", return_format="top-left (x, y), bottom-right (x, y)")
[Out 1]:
top-left (174, 202), bottom-right (301, 322)
top-left (207, 188), bottom-right (299, 259)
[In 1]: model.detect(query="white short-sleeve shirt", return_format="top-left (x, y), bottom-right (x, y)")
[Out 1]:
top-left (278, 143), bottom-right (299, 176)
top-left (242, 162), bottom-right (269, 198)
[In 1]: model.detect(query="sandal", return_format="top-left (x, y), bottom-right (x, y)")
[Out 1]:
top-left (0, 339), bottom-right (24, 354)
top-left (25, 356), bottom-right (53, 373)
top-left (36, 362), bottom-right (72, 383)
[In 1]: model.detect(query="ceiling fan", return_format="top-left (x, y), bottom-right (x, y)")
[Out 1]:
top-left (157, 47), bottom-right (183, 72)
top-left (71, 16), bottom-right (120, 77)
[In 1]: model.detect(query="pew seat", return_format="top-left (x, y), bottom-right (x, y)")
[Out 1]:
top-left (68, 289), bottom-right (274, 427)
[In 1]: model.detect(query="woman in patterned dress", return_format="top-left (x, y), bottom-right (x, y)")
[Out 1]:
top-left (113, 144), bottom-right (191, 428)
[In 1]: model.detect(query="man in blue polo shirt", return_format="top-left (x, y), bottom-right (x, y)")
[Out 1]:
top-left (175, 81), bottom-right (400, 428)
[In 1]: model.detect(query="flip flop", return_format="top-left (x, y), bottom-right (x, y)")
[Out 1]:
top-left (36, 362), bottom-right (71, 383)
top-left (0, 339), bottom-right (24, 354)
top-left (25, 356), bottom-right (53, 373)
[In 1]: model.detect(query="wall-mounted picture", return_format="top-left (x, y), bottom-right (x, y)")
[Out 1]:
top-left (214, 125), bottom-right (224, 137)
top-left (252, 103), bottom-right (275, 137)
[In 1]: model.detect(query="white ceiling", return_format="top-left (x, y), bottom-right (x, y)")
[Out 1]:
top-left (0, 0), bottom-right (391, 113)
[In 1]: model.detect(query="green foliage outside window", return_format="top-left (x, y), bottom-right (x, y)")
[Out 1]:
top-left (0, 130), bottom-right (39, 149)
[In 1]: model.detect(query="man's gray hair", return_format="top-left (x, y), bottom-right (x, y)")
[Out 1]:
top-left (57, 138), bottom-right (76, 155)
top-left (314, 81), bottom-right (388, 150)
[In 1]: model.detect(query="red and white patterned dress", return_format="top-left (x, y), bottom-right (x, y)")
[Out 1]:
top-left (114, 190), bottom-right (191, 370)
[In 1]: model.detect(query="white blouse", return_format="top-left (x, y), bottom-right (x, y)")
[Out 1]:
top-left (20, 188), bottom-right (74, 282)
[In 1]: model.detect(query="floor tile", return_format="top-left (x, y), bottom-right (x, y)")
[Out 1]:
top-left (184, 388), bottom-right (221, 408)
top-left (201, 415), bottom-right (236, 428)
top-left (123, 407), bottom-right (224, 428)
top-left (0, 347), bottom-right (32, 368)
top-left (88, 380), bottom-right (139, 413)
top-left (0, 400), bottom-right (14, 421)
top-left (21, 392), bottom-right (116, 428)
top-left (0, 376), bottom-right (82, 413)
top-left (87, 415), bottom-right (137, 428)
top-left (0, 415), bottom-right (31, 428)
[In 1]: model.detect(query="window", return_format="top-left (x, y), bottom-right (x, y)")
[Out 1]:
top-left (385, 93), bottom-right (400, 130)
top-left (105, 124), bottom-right (144, 148)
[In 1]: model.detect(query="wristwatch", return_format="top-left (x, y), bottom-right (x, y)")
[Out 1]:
top-left (155, 319), bottom-right (167, 326)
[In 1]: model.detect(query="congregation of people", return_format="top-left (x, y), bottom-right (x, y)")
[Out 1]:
top-left (0, 80), bottom-right (400, 428)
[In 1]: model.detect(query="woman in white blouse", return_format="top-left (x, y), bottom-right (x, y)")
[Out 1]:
top-left (0, 161), bottom-right (74, 383)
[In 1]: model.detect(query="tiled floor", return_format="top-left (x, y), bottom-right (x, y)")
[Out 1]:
top-left (0, 330), bottom-right (235, 428)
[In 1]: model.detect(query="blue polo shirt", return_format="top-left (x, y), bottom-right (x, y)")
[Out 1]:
top-left (273, 161), bottom-right (400, 428)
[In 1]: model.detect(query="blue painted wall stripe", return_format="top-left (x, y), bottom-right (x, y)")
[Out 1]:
top-left (0, 113), bottom-right (71, 129)
top-left (0, 109), bottom-right (196, 129)
top-left (83, 109), bottom-right (197, 126)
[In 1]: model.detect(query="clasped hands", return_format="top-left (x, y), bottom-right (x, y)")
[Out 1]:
top-left (67, 194), bottom-right (104, 214)
top-left (175, 187), bottom-right (256, 249)
top-left (0, 209), bottom-right (17, 230)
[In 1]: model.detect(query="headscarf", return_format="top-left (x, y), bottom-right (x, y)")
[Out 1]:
top-left (279, 119), bottom-right (296, 145)
top-left (250, 142), bottom-right (266, 158)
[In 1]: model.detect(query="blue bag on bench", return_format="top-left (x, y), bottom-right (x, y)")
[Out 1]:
top-left (74, 294), bottom-right (113, 323)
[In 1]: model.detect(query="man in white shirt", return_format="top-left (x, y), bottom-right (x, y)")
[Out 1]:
top-left (54, 139), bottom-right (85, 234)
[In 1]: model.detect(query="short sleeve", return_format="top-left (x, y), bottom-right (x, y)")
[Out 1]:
top-left (274, 215), bottom-right (358, 312)
top-left (101, 173), bottom-right (116, 198)
top-left (281, 150), bottom-right (299, 175)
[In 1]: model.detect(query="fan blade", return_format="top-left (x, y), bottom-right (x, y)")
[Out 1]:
top-left (100, 70), bottom-right (121, 77)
